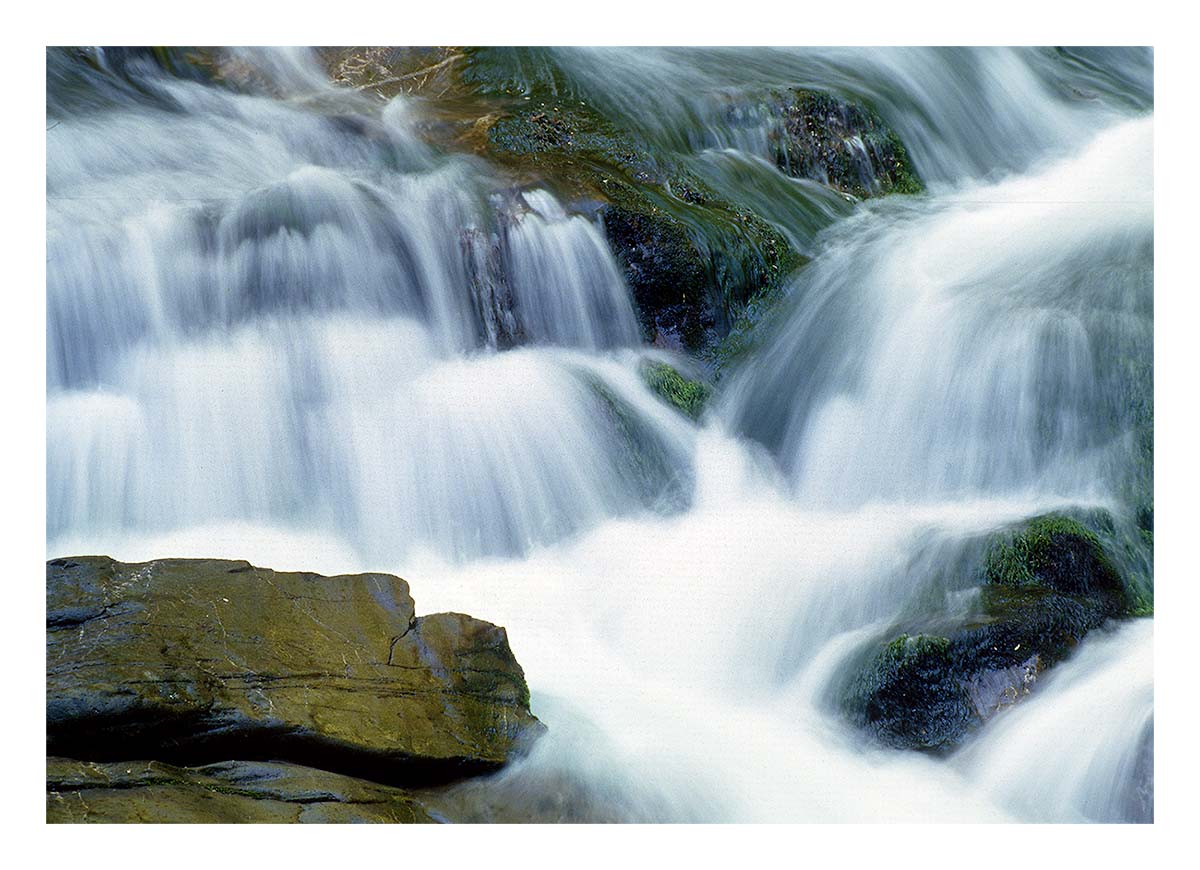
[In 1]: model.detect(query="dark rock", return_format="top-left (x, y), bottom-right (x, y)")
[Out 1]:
top-left (601, 202), bottom-right (713, 347)
top-left (761, 89), bottom-right (922, 198)
top-left (599, 179), bottom-right (803, 352)
top-left (983, 513), bottom-right (1127, 599)
top-left (844, 513), bottom-right (1133, 751)
top-left (46, 557), bottom-right (542, 787)
top-left (47, 757), bottom-right (435, 824)
top-left (460, 225), bottom-right (523, 348)
top-left (469, 71), bottom-right (804, 353)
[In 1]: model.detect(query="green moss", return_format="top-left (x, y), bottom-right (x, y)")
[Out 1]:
top-left (464, 53), bottom-right (806, 351)
top-left (1128, 591), bottom-right (1154, 618)
top-left (639, 361), bottom-right (712, 421)
top-left (881, 131), bottom-right (924, 195)
top-left (984, 513), bottom-right (1124, 600)
top-left (884, 633), bottom-right (951, 661)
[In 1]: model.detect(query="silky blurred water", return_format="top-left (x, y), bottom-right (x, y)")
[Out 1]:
top-left (47, 46), bottom-right (1153, 822)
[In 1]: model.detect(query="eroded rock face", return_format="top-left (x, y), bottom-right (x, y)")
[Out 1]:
top-left (46, 557), bottom-right (542, 786)
top-left (46, 757), bottom-right (436, 824)
top-left (843, 514), bottom-right (1135, 751)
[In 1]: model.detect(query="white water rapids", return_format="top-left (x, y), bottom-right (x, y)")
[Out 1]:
top-left (46, 47), bottom-right (1153, 822)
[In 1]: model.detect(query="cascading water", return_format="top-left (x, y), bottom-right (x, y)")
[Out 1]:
top-left (47, 49), bottom-right (674, 561)
top-left (723, 115), bottom-right (1153, 507)
top-left (46, 46), bottom-right (1153, 822)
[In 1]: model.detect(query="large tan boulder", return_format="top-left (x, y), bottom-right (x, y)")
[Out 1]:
top-left (47, 556), bottom-right (542, 786)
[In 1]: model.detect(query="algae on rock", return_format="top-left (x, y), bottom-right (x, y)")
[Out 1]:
top-left (639, 360), bottom-right (712, 421)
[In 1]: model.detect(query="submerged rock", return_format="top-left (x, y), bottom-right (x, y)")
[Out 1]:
top-left (46, 557), bottom-right (542, 786)
top-left (844, 513), bottom-right (1135, 751)
top-left (47, 757), bottom-right (435, 824)
top-left (600, 179), bottom-right (802, 352)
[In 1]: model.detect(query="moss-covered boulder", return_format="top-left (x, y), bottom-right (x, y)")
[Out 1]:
top-left (984, 514), bottom-right (1126, 599)
top-left (482, 101), bottom-right (803, 349)
top-left (600, 176), bottom-right (803, 350)
top-left (455, 51), bottom-right (805, 351)
top-left (639, 360), bottom-right (712, 421)
top-left (761, 88), bottom-right (922, 198)
top-left (46, 557), bottom-right (542, 785)
top-left (47, 757), bottom-right (436, 824)
top-left (844, 513), bottom-right (1135, 751)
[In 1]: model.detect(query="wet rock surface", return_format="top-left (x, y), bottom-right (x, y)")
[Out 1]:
top-left (761, 88), bottom-right (922, 198)
top-left (46, 556), bottom-right (543, 790)
top-left (47, 757), bottom-right (436, 824)
top-left (844, 513), bottom-right (1136, 751)
top-left (309, 49), bottom-right (933, 359)
top-left (479, 96), bottom-right (803, 351)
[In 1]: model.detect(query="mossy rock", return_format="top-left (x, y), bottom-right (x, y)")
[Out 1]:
top-left (845, 633), bottom-right (977, 751)
top-left (46, 557), bottom-right (543, 786)
top-left (763, 88), bottom-right (923, 198)
top-left (460, 53), bottom-right (805, 351)
top-left (846, 593), bottom-right (1110, 752)
top-left (311, 50), bottom-right (916, 355)
top-left (639, 361), bottom-right (712, 421)
top-left (485, 96), bottom-right (658, 181)
top-left (984, 513), bottom-right (1126, 599)
top-left (845, 512), bottom-right (1134, 751)
top-left (47, 757), bottom-right (436, 824)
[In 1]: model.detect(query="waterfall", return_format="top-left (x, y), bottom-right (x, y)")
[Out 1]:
top-left (724, 115), bottom-right (1152, 508)
top-left (46, 46), bottom-right (1153, 822)
top-left (47, 52), bottom-right (664, 560)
